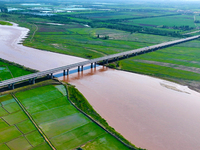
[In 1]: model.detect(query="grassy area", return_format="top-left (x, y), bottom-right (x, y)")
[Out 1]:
top-left (0, 94), bottom-right (51, 150)
top-left (0, 58), bottom-right (36, 81)
top-left (14, 85), bottom-right (134, 150)
top-left (0, 21), bottom-right (12, 26)
top-left (123, 14), bottom-right (196, 28)
top-left (119, 41), bottom-right (200, 90)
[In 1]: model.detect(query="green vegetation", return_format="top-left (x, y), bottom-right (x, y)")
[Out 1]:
top-left (0, 21), bottom-right (12, 26)
top-left (14, 84), bottom-right (134, 150)
top-left (119, 40), bottom-right (200, 91)
top-left (0, 94), bottom-right (51, 149)
top-left (0, 58), bottom-right (36, 81)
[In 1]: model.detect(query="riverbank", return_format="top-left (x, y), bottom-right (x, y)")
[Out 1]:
top-left (1, 24), bottom-right (200, 150)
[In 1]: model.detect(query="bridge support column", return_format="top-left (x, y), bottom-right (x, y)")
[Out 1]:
top-left (11, 84), bottom-right (14, 90)
top-left (117, 57), bottom-right (119, 61)
top-left (50, 73), bottom-right (53, 79)
top-left (81, 66), bottom-right (84, 71)
top-left (78, 66), bottom-right (80, 72)
top-left (106, 59), bottom-right (108, 64)
top-left (32, 78), bottom-right (35, 84)
top-left (94, 62), bottom-right (97, 68)
top-left (91, 63), bottom-right (93, 68)
top-left (126, 55), bottom-right (129, 58)
top-left (8, 84), bottom-right (10, 89)
top-left (47, 74), bottom-right (50, 78)
top-left (63, 70), bottom-right (66, 75)
top-left (67, 69), bottom-right (69, 75)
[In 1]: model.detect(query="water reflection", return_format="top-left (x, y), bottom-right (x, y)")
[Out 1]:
top-left (59, 65), bottom-right (108, 82)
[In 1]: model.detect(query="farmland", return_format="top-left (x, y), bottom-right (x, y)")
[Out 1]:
top-left (1, 0), bottom-right (200, 149)
top-left (0, 94), bottom-right (51, 150)
top-left (120, 40), bottom-right (200, 91)
top-left (13, 84), bottom-right (133, 150)
top-left (0, 59), bottom-right (35, 82)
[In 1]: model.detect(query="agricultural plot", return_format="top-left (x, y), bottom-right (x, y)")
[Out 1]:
top-left (15, 85), bottom-right (130, 150)
top-left (0, 94), bottom-right (51, 150)
top-left (24, 23), bottom-right (152, 58)
top-left (120, 40), bottom-right (200, 89)
top-left (0, 60), bottom-right (32, 81)
top-left (122, 14), bottom-right (196, 28)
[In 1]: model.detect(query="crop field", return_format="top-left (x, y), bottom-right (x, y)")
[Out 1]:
top-left (14, 85), bottom-right (130, 150)
top-left (23, 23), bottom-right (152, 58)
top-left (122, 14), bottom-right (196, 28)
top-left (0, 60), bottom-right (32, 81)
top-left (120, 40), bottom-right (200, 90)
top-left (0, 94), bottom-right (51, 150)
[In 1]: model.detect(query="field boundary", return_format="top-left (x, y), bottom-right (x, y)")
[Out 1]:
top-left (11, 93), bottom-right (56, 150)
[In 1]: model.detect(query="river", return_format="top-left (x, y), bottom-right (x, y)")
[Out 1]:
top-left (1, 24), bottom-right (200, 150)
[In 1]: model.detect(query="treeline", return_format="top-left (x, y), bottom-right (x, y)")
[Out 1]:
top-left (88, 22), bottom-right (182, 37)
top-left (162, 25), bottom-right (194, 31)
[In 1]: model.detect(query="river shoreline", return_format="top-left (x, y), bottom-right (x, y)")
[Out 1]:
top-left (1, 24), bottom-right (200, 150)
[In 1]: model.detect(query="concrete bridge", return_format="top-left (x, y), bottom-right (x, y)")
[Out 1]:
top-left (0, 35), bottom-right (199, 89)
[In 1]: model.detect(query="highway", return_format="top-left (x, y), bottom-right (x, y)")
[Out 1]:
top-left (0, 35), bottom-right (199, 89)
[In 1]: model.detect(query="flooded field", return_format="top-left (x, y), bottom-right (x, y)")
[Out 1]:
top-left (1, 24), bottom-right (200, 150)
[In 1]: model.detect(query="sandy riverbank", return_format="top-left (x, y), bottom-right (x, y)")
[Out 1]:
top-left (1, 24), bottom-right (200, 150)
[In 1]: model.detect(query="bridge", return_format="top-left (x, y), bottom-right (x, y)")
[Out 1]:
top-left (0, 35), bottom-right (199, 89)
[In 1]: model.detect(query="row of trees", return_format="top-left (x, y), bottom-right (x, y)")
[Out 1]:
top-left (162, 25), bottom-right (194, 31)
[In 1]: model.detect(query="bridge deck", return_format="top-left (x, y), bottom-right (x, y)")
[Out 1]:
top-left (0, 35), bottom-right (199, 88)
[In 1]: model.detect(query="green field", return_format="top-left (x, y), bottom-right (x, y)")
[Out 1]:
top-left (122, 14), bottom-right (196, 28)
top-left (0, 94), bottom-right (51, 150)
top-left (0, 21), bottom-right (12, 26)
top-left (0, 59), bottom-right (34, 81)
top-left (14, 85), bottom-right (131, 150)
top-left (120, 40), bottom-right (200, 90)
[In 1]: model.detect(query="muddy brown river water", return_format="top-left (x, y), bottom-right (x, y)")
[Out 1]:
top-left (1, 24), bottom-right (200, 150)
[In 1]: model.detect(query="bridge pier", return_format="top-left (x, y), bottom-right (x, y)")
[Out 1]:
top-left (67, 69), bottom-right (69, 75)
top-left (8, 84), bottom-right (14, 89)
top-left (78, 66), bottom-right (80, 72)
top-left (91, 63), bottom-right (93, 68)
top-left (32, 78), bottom-right (35, 84)
top-left (81, 66), bottom-right (83, 71)
top-left (50, 73), bottom-right (53, 79)
top-left (94, 62), bottom-right (97, 68)
top-left (106, 59), bottom-right (108, 64)
top-left (63, 70), bottom-right (65, 75)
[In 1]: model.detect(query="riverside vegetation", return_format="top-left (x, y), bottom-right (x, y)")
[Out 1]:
top-left (1, 0), bottom-right (200, 91)
top-left (1, 0), bottom-right (200, 149)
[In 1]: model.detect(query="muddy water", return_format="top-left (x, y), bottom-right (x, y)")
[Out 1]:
top-left (64, 67), bottom-right (200, 150)
top-left (1, 25), bottom-right (200, 150)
